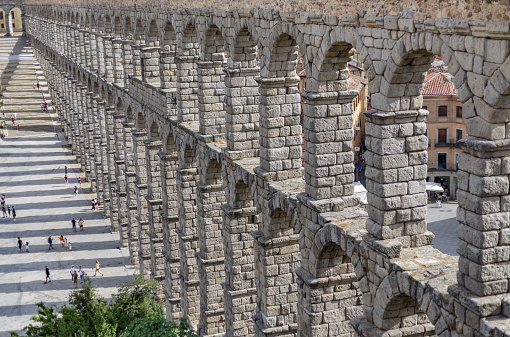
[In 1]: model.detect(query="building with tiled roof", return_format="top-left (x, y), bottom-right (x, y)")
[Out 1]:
top-left (423, 59), bottom-right (466, 200)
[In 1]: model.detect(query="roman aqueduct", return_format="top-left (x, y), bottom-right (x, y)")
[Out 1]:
top-left (10, 1), bottom-right (510, 336)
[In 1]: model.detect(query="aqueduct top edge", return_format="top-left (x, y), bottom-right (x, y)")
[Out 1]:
top-left (16, 0), bottom-right (510, 22)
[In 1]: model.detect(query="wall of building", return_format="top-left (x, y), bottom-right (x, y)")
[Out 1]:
top-left (0, 7), bottom-right (22, 33)
top-left (424, 95), bottom-right (465, 199)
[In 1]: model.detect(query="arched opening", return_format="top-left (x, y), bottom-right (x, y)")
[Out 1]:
top-left (233, 180), bottom-right (254, 209)
top-left (113, 16), bottom-right (122, 38)
top-left (255, 207), bottom-right (300, 331)
top-left (136, 111), bottom-right (146, 132)
top-left (160, 22), bottom-right (177, 90)
top-left (162, 22), bottom-right (176, 52)
top-left (198, 26), bottom-right (226, 136)
top-left (132, 19), bottom-right (144, 77)
top-left (177, 24), bottom-right (200, 122)
top-left (104, 15), bottom-right (112, 35)
top-left (162, 133), bottom-right (181, 320)
top-left (204, 159), bottom-right (222, 186)
top-left (302, 40), bottom-right (360, 201)
top-left (224, 27), bottom-right (260, 157)
top-left (177, 143), bottom-right (200, 325)
top-left (124, 17), bottom-right (132, 39)
top-left (375, 293), bottom-right (434, 334)
top-left (149, 122), bottom-right (159, 141)
top-left (298, 227), bottom-right (362, 336)
top-left (258, 33), bottom-right (302, 179)
top-left (222, 178), bottom-right (259, 335)
top-left (147, 19), bottom-right (159, 47)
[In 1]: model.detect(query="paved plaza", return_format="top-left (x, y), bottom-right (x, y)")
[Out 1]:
top-left (427, 200), bottom-right (458, 260)
top-left (0, 35), bottom-right (135, 336)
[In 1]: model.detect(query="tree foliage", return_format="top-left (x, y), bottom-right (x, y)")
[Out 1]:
top-left (11, 275), bottom-right (197, 337)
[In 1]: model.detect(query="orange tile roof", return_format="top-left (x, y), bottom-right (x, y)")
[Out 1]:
top-left (422, 71), bottom-right (457, 96)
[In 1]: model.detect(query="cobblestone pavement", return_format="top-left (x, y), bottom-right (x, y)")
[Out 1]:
top-left (0, 35), bottom-right (135, 336)
top-left (427, 200), bottom-right (458, 260)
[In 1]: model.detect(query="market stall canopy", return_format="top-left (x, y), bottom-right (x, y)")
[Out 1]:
top-left (426, 182), bottom-right (444, 192)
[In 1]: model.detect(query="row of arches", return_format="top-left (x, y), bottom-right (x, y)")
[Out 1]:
top-left (27, 4), bottom-right (510, 337)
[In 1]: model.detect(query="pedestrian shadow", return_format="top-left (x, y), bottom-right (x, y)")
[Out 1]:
top-left (0, 240), bottom-right (120, 255)
top-left (0, 256), bottom-right (131, 272)
top-left (0, 159), bottom-right (64, 167)
top-left (0, 275), bottom-right (133, 296)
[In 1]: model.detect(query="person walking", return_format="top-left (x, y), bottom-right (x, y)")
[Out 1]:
top-left (71, 218), bottom-right (77, 232)
top-left (25, 242), bottom-right (29, 253)
top-left (74, 185), bottom-right (78, 196)
top-left (64, 238), bottom-right (69, 252)
top-left (78, 177), bottom-right (81, 187)
top-left (94, 261), bottom-right (103, 276)
top-left (11, 115), bottom-right (14, 126)
top-left (78, 218), bottom-right (84, 231)
top-left (12, 206), bottom-right (16, 221)
top-left (68, 242), bottom-right (72, 251)
top-left (36, 81), bottom-right (40, 90)
top-left (73, 270), bottom-right (78, 288)
top-left (60, 235), bottom-right (64, 248)
top-left (64, 174), bottom-right (68, 186)
top-left (79, 266), bottom-right (85, 283)
top-left (69, 265), bottom-right (75, 281)
top-left (1, 204), bottom-right (6, 217)
top-left (91, 199), bottom-right (96, 211)
top-left (17, 237), bottom-right (23, 252)
top-left (40, 102), bottom-right (44, 112)
top-left (44, 266), bottom-right (51, 284)
top-left (32, 83), bottom-right (35, 90)
top-left (48, 236), bottom-right (53, 250)
top-left (7, 205), bottom-right (11, 217)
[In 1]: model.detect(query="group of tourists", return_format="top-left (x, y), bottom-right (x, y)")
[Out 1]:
top-left (45, 262), bottom-right (104, 286)
top-left (1, 194), bottom-right (16, 220)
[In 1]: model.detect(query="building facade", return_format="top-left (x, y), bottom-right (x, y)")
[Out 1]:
top-left (424, 64), bottom-right (465, 199)
top-left (0, 7), bottom-right (22, 34)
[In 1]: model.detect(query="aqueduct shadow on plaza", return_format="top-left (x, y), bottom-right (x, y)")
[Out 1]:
top-left (14, 1), bottom-right (510, 337)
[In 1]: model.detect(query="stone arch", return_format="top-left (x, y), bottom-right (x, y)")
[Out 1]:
top-left (136, 110), bottom-right (146, 132)
top-left (179, 22), bottom-right (200, 57)
top-left (180, 142), bottom-right (197, 169)
top-left (307, 39), bottom-right (356, 93)
top-left (233, 179), bottom-right (253, 209)
top-left (265, 32), bottom-right (300, 78)
top-left (104, 15), bottom-right (113, 34)
top-left (254, 206), bottom-right (300, 331)
top-left (149, 121), bottom-right (159, 141)
top-left (232, 25), bottom-right (258, 68)
top-left (297, 223), bottom-right (363, 335)
top-left (123, 16), bottom-right (132, 39)
top-left (146, 19), bottom-right (159, 47)
top-left (176, 23), bottom-right (200, 122)
top-left (134, 18), bottom-right (144, 45)
top-left (113, 15), bottom-right (122, 37)
top-left (308, 223), bottom-right (356, 278)
top-left (202, 24), bottom-right (225, 62)
top-left (203, 158), bottom-right (222, 185)
top-left (125, 104), bottom-right (134, 124)
top-left (161, 21), bottom-right (176, 52)
top-left (372, 272), bottom-right (446, 335)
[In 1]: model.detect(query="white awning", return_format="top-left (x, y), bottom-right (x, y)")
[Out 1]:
top-left (354, 181), bottom-right (368, 205)
top-left (426, 182), bottom-right (444, 192)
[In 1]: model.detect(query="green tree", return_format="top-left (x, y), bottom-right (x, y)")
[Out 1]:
top-left (11, 275), bottom-right (196, 337)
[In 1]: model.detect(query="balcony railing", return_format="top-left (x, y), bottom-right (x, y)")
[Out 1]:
top-left (434, 139), bottom-right (461, 148)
